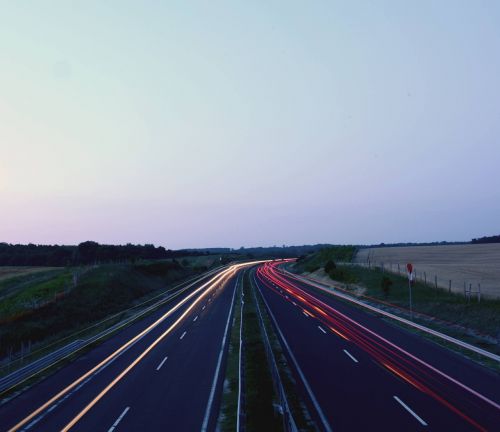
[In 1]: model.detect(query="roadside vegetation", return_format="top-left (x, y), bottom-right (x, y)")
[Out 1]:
top-left (219, 270), bottom-right (316, 431)
top-left (218, 277), bottom-right (242, 431)
top-left (0, 260), bottom-right (208, 363)
top-left (241, 271), bottom-right (283, 431)
top-left (218, 271), bottom-right (282, 431)
top-left (328, 265), bottom-right (500, 339)
top-left (294, 246), bottom-right (357, 273)
top-left (252, 276), bottom-right (317, 431)
top-left (291, 249), bottom-right (500, 364)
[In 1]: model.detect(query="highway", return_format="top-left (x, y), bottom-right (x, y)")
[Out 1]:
top-left (0, 263), bottom-right (251, 432)
top-left (254, 261), bottom-right (500, 432)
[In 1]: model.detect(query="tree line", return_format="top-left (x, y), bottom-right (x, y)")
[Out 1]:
top-left (0, 242), bottom-right (206, 266)
top-left (471, 235), bottom-right (500, 244)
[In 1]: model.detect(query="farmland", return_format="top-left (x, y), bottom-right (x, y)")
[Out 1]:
top-left (354, 244), bottom-right (500, 298)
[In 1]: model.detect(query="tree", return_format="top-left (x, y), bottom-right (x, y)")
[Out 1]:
top-left (77, 241), bottom-right (100, 264)
top-left (324, 260), bottom-right (336, 274)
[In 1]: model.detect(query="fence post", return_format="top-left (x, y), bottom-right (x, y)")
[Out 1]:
top-left (435, 275), bottom-right (438, 290)
top-left (449, 280), bottom-right (451, 294)
top-left (424, 272), bottom-right (427, 285)
top-left (463, 281), bottom-right (466, 298)
top-left (478, 283), bottom-right (481, 303)
top-left (398, 263), bottom-right (400, 275)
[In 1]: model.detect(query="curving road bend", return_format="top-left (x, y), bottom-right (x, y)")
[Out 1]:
top-left (254, 261), bottom-right (500, 432)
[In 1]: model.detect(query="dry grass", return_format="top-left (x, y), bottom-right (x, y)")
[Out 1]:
top-left (0, 267), bottom-right (61, 283)
top-left (354, 244), bottom-right (500, 298)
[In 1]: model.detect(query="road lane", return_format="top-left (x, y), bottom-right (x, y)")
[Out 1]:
top-left (68, 271), bottom-right (239, 432)
top-left (255, 262), bottom-right (500, 431)
top-left (1, 264), bottom-right (250, 432)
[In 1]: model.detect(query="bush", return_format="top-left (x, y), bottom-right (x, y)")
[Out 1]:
top-left (381, 276), bottom-right (393, 298)
top-left (324, 260), bottom-right (336, 274)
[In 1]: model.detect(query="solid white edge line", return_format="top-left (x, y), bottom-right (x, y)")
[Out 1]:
top-left (343, 349), bottom-right (358, 363)
top-left (180, 331), bottom-right (187, 340)
top-left (254, 273), bottom-right (333, 432)
top-left (107, 406), bottom-right (130, 432)
top-left (287, 270), bottom-right (500, 362)
top-left (318, 326), bottom-right (327, 334)
top-left (393, 396), bottom-right (428, 426)
top-left (14, 269), bottom-right (232, 432)
top-left (200, 272), bottom-right (240, 432)
top-left (156, 357), bottom-right (168, 371)
top-left (283, 270), bottom-right (500, 410)
top-left (237, 276), bottom-right (244, 432)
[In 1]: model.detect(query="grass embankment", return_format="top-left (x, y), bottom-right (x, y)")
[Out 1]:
top-left (0, 268), bottom-right (70, 319)
top-left (334, 266), bottom-right (500, 338)
top-left (0, 267), bottom-right (61, 283)
top-left (292, 249), bottom-right (500, 363)
top-left (0, 260), bottom-right (205, 361)
top-left (218, 271), bottom-right (282, 431)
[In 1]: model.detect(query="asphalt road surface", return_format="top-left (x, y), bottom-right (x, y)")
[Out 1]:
top-left (254, 261), bottom-right (500, 432)
top-left (0, 264), bottom-right (248, 432)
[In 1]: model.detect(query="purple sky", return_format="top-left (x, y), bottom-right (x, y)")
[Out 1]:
top-left (1, 1), bottom-right (499, 249)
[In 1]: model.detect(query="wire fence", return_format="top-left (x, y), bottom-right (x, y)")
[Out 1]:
top-left (347, 261), bottom-right (483, 303)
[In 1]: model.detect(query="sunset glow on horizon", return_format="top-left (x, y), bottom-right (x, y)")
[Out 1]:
top-left (1, 1), bottom-right (499, 248)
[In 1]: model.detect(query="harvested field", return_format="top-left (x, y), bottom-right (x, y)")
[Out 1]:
top-left (354, 244), bottom-right (500, 299)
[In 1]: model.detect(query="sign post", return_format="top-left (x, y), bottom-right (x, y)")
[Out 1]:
top-left (406, 263), bottom-right (414, 320)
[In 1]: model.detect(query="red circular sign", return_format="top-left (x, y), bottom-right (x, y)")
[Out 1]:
top-left (406, 263), bottom-right (413, 273)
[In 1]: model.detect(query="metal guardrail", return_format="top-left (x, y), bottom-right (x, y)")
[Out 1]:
top-left (0, 268), bottom-right (223, 396)
top-left (0, 340), bottom-right (84, 394)
top-left (285, 270), bottom-right (500, 363)
top-left (250, 272), bottom-right (298, 432)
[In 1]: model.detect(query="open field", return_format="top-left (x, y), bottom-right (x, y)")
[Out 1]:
top-left (0, 267), bottom-right (61, 283)
top-left (354, 244), bottom-right (500, 298)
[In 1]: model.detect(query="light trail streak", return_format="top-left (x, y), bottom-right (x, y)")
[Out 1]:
top-left (256, 261), bottom-right (498, 431)
top-left (9, 262), bottom-right (262, 432)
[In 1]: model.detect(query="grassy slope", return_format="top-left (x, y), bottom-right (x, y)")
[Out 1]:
top-left (291, 248), bottom-right (500, 357)
top-left (0, 270), bottom-right (71, 320)
top-left (0, 260), bottom-right (200, 358)
top-left (337, 265), bottom-right (500, 339)
top-left (0, 267), bottom-right (61, 283)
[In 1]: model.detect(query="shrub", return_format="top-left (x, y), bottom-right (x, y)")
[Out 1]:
top-left (381, 276), bottom-right (393, 298)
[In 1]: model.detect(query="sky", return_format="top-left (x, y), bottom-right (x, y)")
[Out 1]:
top-left (1, 1), bottom-right (499, 249)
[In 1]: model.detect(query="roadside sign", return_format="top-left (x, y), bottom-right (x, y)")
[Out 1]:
top-left (406, 263), bottom-right (414, 283)
top-left (406, 263), bottom-right (414, 320)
